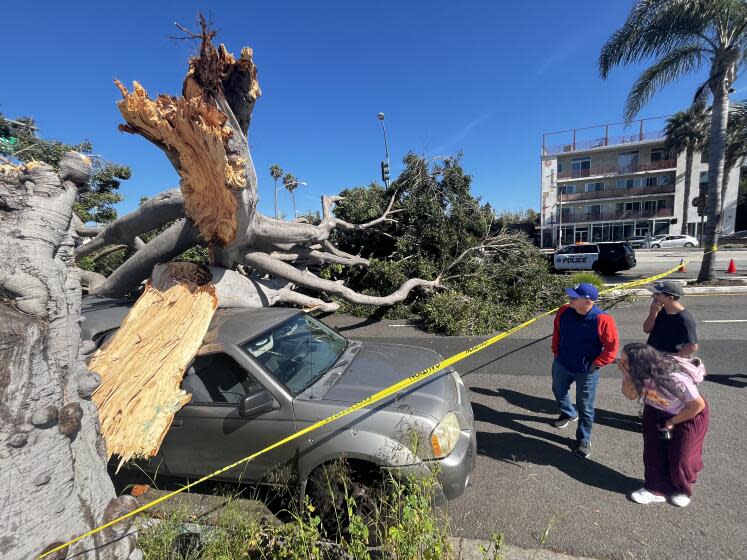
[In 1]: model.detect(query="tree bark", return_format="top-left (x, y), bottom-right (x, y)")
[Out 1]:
top-left (681, 147), bottom-right (694, 235)
top-left (697, 73), bottom-right (730, 282)
top-left (0, 155), bottom-right (140, 560)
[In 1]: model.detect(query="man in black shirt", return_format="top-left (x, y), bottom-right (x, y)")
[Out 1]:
top-left (643, 280), bottom-right (698, 357)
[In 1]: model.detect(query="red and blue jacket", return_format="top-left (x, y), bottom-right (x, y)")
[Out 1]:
top-left (551, 304), bottom-right (619, 373)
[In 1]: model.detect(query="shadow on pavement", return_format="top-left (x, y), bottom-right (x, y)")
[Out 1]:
top-left (476, 431), bottom-right (640, 495)
top-left (704, 373), bottom-right (747, 388)
top-left (471, 387), bottom-right (641, 433)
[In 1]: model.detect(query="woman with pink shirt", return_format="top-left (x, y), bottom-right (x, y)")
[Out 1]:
top-left (617, 343), bottom-right (709, 507)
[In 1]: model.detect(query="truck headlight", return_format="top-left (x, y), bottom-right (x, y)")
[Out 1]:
top-left (430, 412), bottom-right (460, 458)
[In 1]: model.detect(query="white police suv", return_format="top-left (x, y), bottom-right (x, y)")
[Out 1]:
top-left (552, 242), bottom-right (636, 274)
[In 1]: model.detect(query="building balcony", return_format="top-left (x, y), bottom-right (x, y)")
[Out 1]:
top-left (553, 207), bottom-right (674, 225)
top-left (561, 184), bottom-right (675, 202)
top-left (542, 116), bottom-right (671, 156)
top-left (556, 159), bottom-right (676, 181)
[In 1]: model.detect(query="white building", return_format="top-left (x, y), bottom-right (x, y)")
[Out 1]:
top-left (539, 117), bottom-right (741, 248)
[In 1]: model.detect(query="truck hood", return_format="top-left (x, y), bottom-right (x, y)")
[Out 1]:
top-left (320, 342), bottom-right (458, 420)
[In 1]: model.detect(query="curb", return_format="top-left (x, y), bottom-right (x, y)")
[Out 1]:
top-left (604, 285), bottom-right (747, 296)
top-left (451, 536), bottom-right (599, 560)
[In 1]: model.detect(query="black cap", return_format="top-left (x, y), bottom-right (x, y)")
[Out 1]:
top-left (646, 280), bottom-right (684, 297)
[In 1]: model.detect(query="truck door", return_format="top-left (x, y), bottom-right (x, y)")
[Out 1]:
top-left (158, 352), bottom-right (297, 484)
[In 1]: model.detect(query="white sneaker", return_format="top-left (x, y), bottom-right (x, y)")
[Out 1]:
top-left (670, 493), bottom-right (691, 507)
top-left (630, 488), bottom-right (666, 504)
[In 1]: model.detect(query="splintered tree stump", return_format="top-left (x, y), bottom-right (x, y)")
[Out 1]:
top-left (90, 262), bottom-right (218, 468)
top-left (0, 155), bottom-right (140, 560)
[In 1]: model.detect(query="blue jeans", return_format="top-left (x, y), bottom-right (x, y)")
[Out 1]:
top-left (551, 358), bottom-right (600, 444)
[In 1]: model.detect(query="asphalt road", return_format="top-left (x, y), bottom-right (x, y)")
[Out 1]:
top-left (603, 248), bottom-right (747, 284)
top-left (327, 294), bottom-right (747, 560)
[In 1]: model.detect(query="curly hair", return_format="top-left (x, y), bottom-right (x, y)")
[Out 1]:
top-left (622, 343), bottom-right (689, 400)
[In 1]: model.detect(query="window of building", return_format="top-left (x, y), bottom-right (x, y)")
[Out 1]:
top-left (657, 199), bottom-right (669, 210)
top-left (561, 207), bottom-right (573, 220)
top-left (617, 178), bottom-right (643, 189)
top-left (571, 157), bottom-right (591, 177)
top-left (618, 151), bottom-right (639, 172)
top-left (660, 174), bottom-right (671, 185)
top-left (558, 184), bottom-right (576, 195)
top-left (584, 205), bottom-right (602, 219)
top-left (650, 149), bottom-right (665, 162)
top-left (585, 182), bottom-right (605, 192)
top-left (645, 176), bottom-right (658, 186)
top-left (557, 162), bottom-right (565, 174)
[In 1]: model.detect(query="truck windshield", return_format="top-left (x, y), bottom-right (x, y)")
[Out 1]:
top-left (242, 314), bottom-right (348, 395)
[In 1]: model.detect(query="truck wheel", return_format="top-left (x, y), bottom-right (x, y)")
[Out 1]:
top-left (307, 460), bottom-right (382, 542)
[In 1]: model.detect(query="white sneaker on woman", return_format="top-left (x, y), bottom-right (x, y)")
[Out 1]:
top-left (630, 488), bottom-right (666, 504)
top-left (669, 493), bottom-right (691, 507)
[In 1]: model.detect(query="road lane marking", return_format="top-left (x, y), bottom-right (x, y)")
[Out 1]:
top-left (702, 319), bottom-right (747, 323)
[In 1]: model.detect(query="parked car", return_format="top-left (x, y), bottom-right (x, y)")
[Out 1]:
top-left (651, 234), bottom-right (700, 249)
top-left (624, 236), bottom-right (649, 248)
top-left (624, 234), bottom-right (665, 248)
top-left (720, 230), bottom-right (747, 246)
top-left (81, 297), bottom-right (476, 512)
top-left (552, 241), bottom-right (636, 274)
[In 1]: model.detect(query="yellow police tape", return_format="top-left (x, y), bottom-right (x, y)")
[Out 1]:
top-left (37, 252), bottom-right (711, 559)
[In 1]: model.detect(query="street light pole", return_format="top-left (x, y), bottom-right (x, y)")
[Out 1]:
top-left (557, 187), bottom-right (563, 248)
top-left (377, 112), bottom-right (391, 189)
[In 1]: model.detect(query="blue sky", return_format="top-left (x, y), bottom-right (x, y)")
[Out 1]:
top-left (2, 1), bottom-right (718, 220)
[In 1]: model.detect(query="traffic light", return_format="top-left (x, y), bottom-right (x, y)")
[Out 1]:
top-left (381, 161), bottom-right (390, 182)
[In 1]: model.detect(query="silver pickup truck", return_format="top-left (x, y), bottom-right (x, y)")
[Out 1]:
top-left (82, 297), bottom-right (476, 520)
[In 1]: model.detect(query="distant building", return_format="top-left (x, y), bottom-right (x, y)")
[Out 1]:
top-left (539, 117), bottom-right (741, 248)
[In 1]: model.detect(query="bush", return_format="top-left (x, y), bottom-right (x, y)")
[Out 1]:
top-left (566, 271), bottom-right (605, 290)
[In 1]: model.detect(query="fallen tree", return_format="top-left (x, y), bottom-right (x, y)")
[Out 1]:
top-left (0, 154), bottom-right (140, 560)
top-left (78, 19), bottom-right (466, 312)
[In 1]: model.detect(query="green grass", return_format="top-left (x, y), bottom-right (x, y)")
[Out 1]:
top-left (137, 463), bottom-right (454, 560)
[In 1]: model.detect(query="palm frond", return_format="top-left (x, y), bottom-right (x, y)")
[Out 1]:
top-left (600, 0), bottom-right (716, 78)
top-left (724, 100), bottom-right (747, 170)
top-left (664, 106), bottom-right (709, 154)
top-left (625, 46), bottom-right (705, 120)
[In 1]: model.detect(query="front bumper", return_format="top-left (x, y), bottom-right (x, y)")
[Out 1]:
top-left (391, 428), bottom-right (477, 505)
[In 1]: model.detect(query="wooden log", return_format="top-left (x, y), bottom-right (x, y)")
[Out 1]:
top-left (90, 262), bottom-right (218, 469)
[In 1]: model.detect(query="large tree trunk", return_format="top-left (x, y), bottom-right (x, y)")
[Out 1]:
top-left (0, 155), bottom-right (140, 560)
top-left (698, 71), bottom-right (730, 282)
top-left (680, 146), bottom-right (694, 235)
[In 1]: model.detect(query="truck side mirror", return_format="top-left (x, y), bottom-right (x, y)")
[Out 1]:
top-left (239, 390), bottom-right (277, 417)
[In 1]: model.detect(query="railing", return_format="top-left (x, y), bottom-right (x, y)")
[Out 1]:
top-left (542, 116), bottom-right (672, 156)
top-left (552, 207), bottom-right (673, 225)
top-left (557, 159), bottom-right (676, 180)
top-left (561, 184), bottom-right (675, 202)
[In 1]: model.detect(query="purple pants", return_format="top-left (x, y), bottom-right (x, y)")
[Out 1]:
top-left (642, 401), bottom-right (709, 497)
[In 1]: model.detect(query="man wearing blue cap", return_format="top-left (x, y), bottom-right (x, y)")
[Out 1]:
top-left (551, 282), bottom-right (619, 458)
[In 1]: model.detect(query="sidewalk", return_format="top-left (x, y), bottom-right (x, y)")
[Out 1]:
top-left (452, 537), bottom-right (598, 560)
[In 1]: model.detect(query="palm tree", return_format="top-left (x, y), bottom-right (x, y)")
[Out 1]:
top-left (664, 108), bottom-right (709, 234)
top-left (269, 164), bottom-right (283, 219)
top-left (722, 101), bottom-right (747, 213)
top-left (599, 0), bottom-right (747, 281)
top-left (282, 172), bottom-right (300, 219)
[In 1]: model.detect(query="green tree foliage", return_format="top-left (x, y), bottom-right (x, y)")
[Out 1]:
top-left (328, 154), bottom-right (565, 335)
top-left (0, 113), bottom-right (129, 223)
